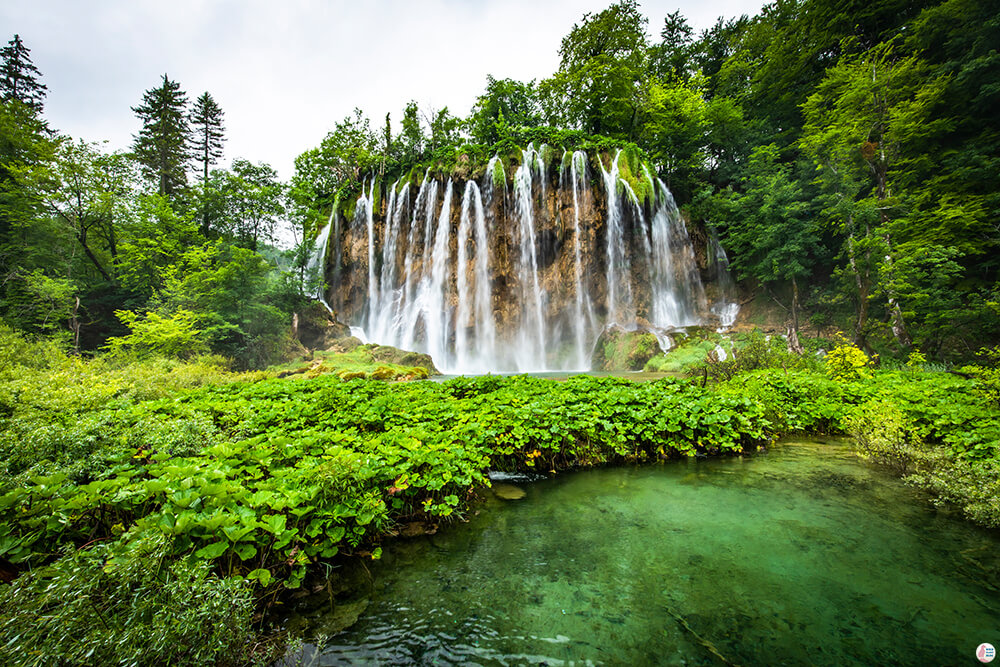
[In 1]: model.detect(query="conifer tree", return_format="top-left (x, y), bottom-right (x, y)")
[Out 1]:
top-left (0, 34), bottom-right (47, 111)
top-left (189, 91), bottom-right (225, 184)
top-left (131, 74), bottom-right (190, 197)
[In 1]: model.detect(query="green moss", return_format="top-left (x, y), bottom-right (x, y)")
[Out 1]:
top-left (269, 343), bottom-right (438, 380)
top-left (491, 157), bottom-right (507, 188)
top-left (643, 335), bottom-right (720, 373)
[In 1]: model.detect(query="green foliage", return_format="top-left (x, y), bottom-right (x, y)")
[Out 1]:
top-left (289, 108), bottom-right (378, 225)
top-left (717, 370), bottom-right (850, 434)
top-left (0, 535), bottom-right (258, 667)
top-left (905, 452), bottom-right (1000, 528)
top-left (131, 74), bottom-right (191, 197)
top-left (958, 347), bottom-right (1000, 409)
top-left (217, 159), bottom-right (285, 252)
top-left (468, 76), bottom-right (542, 145)
top-left (539, 0), bottom-right (649, 137)
top-left (699, 329), bottom-right (823, 381)
top-left (825, 334), bottom-right (872, 382)
top-left (0, 34), bottom-right (47, 111)
top-left (104, 309), bottom-right (208, 360)
top-left (190, 91), bottom-right (225, 186)
top-left (845, 399), bottom-right (920, 473)
top-left (644, 337), bottom-right (717, 374)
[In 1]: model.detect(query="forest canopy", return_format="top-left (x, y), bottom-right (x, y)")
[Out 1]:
top-left (2, 0), bottom-right (999, 364)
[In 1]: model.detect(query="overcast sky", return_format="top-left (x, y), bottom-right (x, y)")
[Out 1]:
top-left (3, 1), bottom-right (767, 180)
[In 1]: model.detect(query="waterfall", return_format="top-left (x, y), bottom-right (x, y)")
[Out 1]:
top-left (599, 150), bottom-right (634, 324)
top-left (422, 179), bottom-right (454, 370)
top-left (455, 181), bottom-right (495, 373)
top-left (305, 206), bottom-right (335, 314)
top-left (564, 150), bottom-right (596, 370)
top-left (708, 228), bottom-right (740, 328)
top-left (332, 148), bottom-right (738, 375)
top-left (371, 181), bottom-right (409, 344)
top-left (512, 144), bottom-right (547, 371)
top-left (358, 179), bottom-right (377, 327)
top-left (399, 173), bottom-right (438, 352)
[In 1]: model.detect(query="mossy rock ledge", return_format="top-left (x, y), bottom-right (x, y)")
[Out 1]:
top-left (591, 325), bottom-right (663, 371)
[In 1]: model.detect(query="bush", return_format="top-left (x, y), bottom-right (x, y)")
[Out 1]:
top-left (0, 535), bottom-right (259, 667)
top-left (825, 334), bottom-right (872, 382)
top-left (104, 309), bottom-right (210, 360)
top-left (844, 400), bottom-right (921, 474)
top-left (906, 453), bottom-right (1000, 528)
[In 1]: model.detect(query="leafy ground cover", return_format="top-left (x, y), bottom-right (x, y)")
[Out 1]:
top-left (1, 328), bottom-right (998, 665)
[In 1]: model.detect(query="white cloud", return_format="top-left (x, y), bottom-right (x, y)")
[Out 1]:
top-left (3, 0), bottom-right (766, 179)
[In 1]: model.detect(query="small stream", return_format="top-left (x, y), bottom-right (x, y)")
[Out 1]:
top-left (279, 440), bottom-right (1000, 665)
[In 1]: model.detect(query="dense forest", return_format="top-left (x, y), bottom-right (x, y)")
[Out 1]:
top-left (2, 0), bottom-right (998, 364)
top-left (1, 0), bottom-right (999, 664)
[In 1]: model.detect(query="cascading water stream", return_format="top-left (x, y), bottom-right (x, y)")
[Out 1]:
top-left (565, 150), bottom-right (596, 370)
top-left (358, 179), bottom-right (377, 326)
top-left (305, 207), bottom-right (335, 314)
top-left (708, 228), bottom-right (740, 328)
top-left (399, 174), bottom-right (438, 352)
top-left (512, 144), bottom-right (547, 371)
top-left (370, 181), bottom-right (410, 344)
top-left (422, 180), bottom-right (454, 370)
top-left (599, 150), bottom-right (634, 325)
top-left (455, 181), bottom-right (495, 373)
top-left (455, 181), bottom-right (496, 373)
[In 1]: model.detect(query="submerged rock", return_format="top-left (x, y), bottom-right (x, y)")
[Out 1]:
top-left (399, 521), bottom-right (438, 537)
top-left (492, 483), bottom-right (527, 500)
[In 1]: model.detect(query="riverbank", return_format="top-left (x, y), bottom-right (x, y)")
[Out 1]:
top-left (1, 331), bottom-right (998, 665)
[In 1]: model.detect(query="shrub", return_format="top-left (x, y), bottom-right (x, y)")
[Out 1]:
top-left (844, 400), bottom-right (921, 474)
top-left (104, 309), bottom-right (209, 360)
top-left (0, 535), bottom-right (259, 667)
top-left (825, 334), bottom-right (872, 382)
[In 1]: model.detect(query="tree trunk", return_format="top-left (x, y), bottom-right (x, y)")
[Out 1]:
top-left (69, 296), bottom-right (81, 354)
top-left (75, 224), bottom-right (112, 282)
top-left (870, 156), bottom-right (911, 349)
top-left (787, 276), bottom-right (804, 354)
top-left (845, 214), bottom-right (870, 348)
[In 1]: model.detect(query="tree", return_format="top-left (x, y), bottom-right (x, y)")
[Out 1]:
top-left (289, 109), bottom-right (377, 225)
top-left (189, 92), bottom-right (225, 235)
top-left (0, 35), bottom-right (47, 111)
top-left (31, 140), bottom-right (138, 284)
top-left (150, 241), bottom-right (302, 368)
top-left (718, 145), bottom-right (819, 351)
top-left (400, 101), bottom-right (424, 163)
top-left (636, 79), bottom-right (707, 199)
top-left (467, 76), bottom-right (541, 145)
top-left (427, 107), bottom-right (461, 154)
top-left (692, 16), bottom-right (751, 100)
top-left (189, 92), bottom-right (225, 185)
top-left (131, 74), bottom-right (190, 197)
top-left (222, 159), bottom-right (284, 252)
top-left (649, 11), bottom-right (694, 81)
top-left (801, 42), bottom-right (950, 349)
top-left (539, 0), bottom-right (649, 137)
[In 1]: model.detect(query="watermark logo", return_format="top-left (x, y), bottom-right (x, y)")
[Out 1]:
top-left (977, 643), bottom-right (996, 664)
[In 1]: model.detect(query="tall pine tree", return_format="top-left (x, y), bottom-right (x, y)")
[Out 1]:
top-left (131, 74), bottom-right (190, 197)
top-left (189, 91), bottom-right (225, 184)
top-left (0, 34), bottom-right (47, 111)
top-left (189, 92), bottom-right (225, 235)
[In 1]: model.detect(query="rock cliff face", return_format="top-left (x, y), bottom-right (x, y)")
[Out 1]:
top-left (312, 146), bottom-right (738, 373)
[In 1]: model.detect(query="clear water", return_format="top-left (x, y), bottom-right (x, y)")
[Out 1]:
top-left (281, 441), bottom-right (1000, 666)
